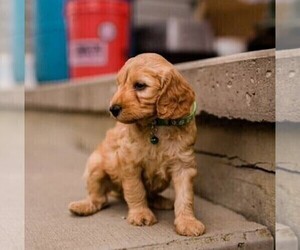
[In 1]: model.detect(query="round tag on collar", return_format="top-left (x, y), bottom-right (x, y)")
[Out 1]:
top-left (150, 135), bottom-right (159, 145)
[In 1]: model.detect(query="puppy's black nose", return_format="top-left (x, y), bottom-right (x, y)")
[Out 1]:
top-left (109, 105), bottom-right (122, 117)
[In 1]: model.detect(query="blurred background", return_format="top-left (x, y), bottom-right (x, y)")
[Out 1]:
top-left (1, 1), bottom-right (300, 249)
top-left (0, 0), bottom-right (279, 88)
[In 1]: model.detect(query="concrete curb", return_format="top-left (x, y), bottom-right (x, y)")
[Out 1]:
top-left (21, 49), bottom-right (276, 122)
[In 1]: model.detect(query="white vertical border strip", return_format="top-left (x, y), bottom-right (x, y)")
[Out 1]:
top-left (0, 0), bottom-right (25, 248)
top-left (276, 0), bottom-right (300, 249)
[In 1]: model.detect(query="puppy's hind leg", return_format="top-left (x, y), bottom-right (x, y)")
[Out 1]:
top-left (69, 152), bottom-right (110, 216)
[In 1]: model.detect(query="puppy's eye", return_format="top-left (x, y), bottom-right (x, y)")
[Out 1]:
top-left (134, 82), bottom-right (147, 91)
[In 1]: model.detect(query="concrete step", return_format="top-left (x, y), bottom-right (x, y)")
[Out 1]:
top-left (27, 195), bottom-right (274, 249)
top-left (23, 110), bottom-right (276, 237)
top-left (25, 111), bottom-right (273, 250)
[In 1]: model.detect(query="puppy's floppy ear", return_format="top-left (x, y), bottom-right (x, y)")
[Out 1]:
top-left (156, 68), bottom-right (195, 119)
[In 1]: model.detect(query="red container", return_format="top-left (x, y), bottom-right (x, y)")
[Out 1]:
top-left (66, 0), bottom-right (130, 78)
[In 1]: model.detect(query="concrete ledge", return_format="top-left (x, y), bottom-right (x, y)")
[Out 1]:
top-left (22, 49), bottom-right (275, 122)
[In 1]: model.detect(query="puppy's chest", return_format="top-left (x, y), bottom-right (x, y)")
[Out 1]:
top-left (140, 138), bottom-right (179, 164)
top-left (142, 152), bottom-right (170, 175)
top-left (141, 153), bottom-right (172, 193)
top-left (139, 143), bottom-right (177, 183)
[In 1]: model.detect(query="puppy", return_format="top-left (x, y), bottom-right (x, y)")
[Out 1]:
top-left (69, 53), bottom-right (205, 236)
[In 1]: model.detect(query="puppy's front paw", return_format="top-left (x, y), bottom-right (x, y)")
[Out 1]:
top-left (175, 216), bottom-right (205, 236)
top-left (127, 207), bottom-right (157, 226)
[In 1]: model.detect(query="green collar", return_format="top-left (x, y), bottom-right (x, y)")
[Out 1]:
top-left (153, 101), bottom-right (197, 127)
top-left (149, 101), bottom-right (197, 145)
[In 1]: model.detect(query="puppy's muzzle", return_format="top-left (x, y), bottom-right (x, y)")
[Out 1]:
top-left (109, 104), bottom-right (122, 117)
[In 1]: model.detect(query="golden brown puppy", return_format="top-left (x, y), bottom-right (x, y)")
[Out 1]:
top-left (69, 53), bottom-right (205, 236)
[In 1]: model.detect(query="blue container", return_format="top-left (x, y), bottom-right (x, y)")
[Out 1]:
top-left (34, 0), bottom-right (69, 82)
top-left (12, 0), bottom-right (25, 83)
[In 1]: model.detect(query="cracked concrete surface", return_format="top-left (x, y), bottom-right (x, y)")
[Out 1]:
top-left (194, 149), bottom-right (275, 174)
top-left (195, 153), bottom-right (275, 235)
top-left (195, 115), bottom-right (275, 172)
top-left (195, 115), bottom-right (275, 235)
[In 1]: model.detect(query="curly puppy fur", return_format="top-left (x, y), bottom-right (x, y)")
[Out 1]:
top-left (69, 53), bottom-right (205, 236)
